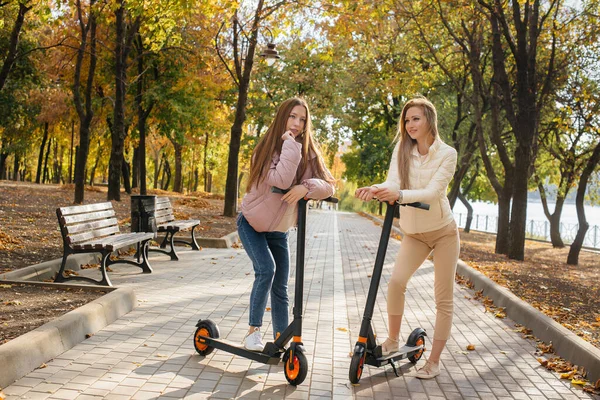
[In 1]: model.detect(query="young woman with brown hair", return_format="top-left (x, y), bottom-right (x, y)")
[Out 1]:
top-left (355, 96), bottom-right (459, 379)
top-left (238, 97), bottom-right (335, 351)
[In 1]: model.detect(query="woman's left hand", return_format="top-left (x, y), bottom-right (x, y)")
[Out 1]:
top-left (371, 187), bottom-right (399, 204)
top-left (281, 185), bottom-right (309, 204)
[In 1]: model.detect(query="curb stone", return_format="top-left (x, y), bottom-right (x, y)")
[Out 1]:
top-left (456, 260), bottom-right (600, 382)
top-left (0, 285), bottom-right (136, 388)
top-left (360, 211), bottom-right (600, 382)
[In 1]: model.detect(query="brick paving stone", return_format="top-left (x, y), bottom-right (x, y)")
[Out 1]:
top-left (4, 210), bottom-right (599, 399)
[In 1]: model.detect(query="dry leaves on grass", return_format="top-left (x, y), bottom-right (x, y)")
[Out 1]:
top-left (0, 229), bottom-right (23, 251)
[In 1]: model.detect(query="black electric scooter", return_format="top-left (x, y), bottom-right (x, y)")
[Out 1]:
top-left (349, 200), bottom-right (430, 384)
top-left (193, 187), bottom-right (338, 386)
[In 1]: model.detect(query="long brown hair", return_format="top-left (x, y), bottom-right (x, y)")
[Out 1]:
top-left (395, 97), bottom-right (438, 190)
top-left (246, 97), bottom-right (334, 192)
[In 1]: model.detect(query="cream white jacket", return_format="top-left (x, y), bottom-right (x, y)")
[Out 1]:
top-left (374, 137), bottom-right (457, 234)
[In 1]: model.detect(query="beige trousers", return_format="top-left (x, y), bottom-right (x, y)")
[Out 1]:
top-left (387, 220), bottom-right (460, 341)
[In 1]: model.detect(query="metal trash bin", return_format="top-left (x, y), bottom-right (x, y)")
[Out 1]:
top-left (131, 195), bottom-right (157, 238)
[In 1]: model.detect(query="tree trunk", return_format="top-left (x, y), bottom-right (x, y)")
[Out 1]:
top-left (224, 91), bottom-right (248, 216)
top-left (73, 0), bottom-right (98, 204)
top-left (223, 1), bottom-right (264, 217)
top-left (238, 171), bottom-right (245, 199)
top-left (567, 141), bottom-right (600, 265)
top-left (135, 35), bottom-right (153, 196)
top-left (122, 154), bottom-right (131, 194)
top-left (57, 145), bottom-right (64, 183)
top-left (69, 120), bottom-right (75, 184)
top-left (0, 3), bottom-right (32, 92)
top-left (173, 142), bottom-right (183, 193)
top-left (0, 145), bottom-right (8, 179)
top-left (132, 146), bottom-right (139, 189)
top-left (89, 141), bottom-right (102, 185)
top-left (458, 191), bottom-right (473, 233)
top-left (203, 132), bottom-right (209, 192)
top-left (193, 168), bottom-right (199, 192)
top-left (108, 4), bottom-right (139, 201)
top-left (508, 141), bottom-right (534, 260)
top-left (154, 152), bottom-right (162, 189)
top-left (52, 140), bottom-right (60, 183)
top-left (36, 122), bottom-right (49, 183)
top-left (496, 192), bottom-right (511, 254)
top-left (12, 153), bottom-right (19, 181)
top-left (162, 158), bottom-right (171, 190)
top-left (43, 137), bottom-right (52, 183)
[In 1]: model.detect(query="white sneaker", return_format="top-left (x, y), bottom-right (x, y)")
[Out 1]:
top-left (244, 328), bottom-right (264, 352)
top-left (415, 360), bottom-right (441, 379)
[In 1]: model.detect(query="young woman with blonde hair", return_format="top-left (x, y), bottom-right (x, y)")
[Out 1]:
top-left (355, 96), bottom-right (459, 379)
top-left (239, 97), bottom-right (335, 351)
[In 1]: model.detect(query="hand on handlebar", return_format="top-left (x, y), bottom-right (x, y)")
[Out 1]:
top-left (371, 187), bottom-right (399, 204)
top-left (355, 186), bottom-right (377, 202)
top-left (355, 186), bottom-right (398, 204)
top-left (281, 184), bottom-right (309, 204)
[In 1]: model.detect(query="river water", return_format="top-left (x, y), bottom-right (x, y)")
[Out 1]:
top-left (452, 201), bottom-right (600, 249)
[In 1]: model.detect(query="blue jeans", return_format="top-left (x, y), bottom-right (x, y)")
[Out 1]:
top-left (237, 214), bottom-right (290, 338)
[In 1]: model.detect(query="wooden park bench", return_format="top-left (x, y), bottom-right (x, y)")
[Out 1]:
top-left (55, 202), bottom-right (155, 286)
top-left (152, 196), bottom-right (201, 261)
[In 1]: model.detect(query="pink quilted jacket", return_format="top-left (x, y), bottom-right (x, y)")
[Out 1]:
top-left (241, 139), bottom-right (335, 232)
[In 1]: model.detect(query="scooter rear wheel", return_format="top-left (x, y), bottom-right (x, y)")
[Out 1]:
top-left (283, 348), bottom-right (308, 386)
top-left (349, 348), bottom-right (366, 384)
top-left (408, 334), bottom-right (426, 363)
top-left (194, 320), bottom-right (219, 356)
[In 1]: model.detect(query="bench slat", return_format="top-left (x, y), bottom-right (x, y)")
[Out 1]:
top-left (76, 232), bottom-right (154, 251)
top-left (155, 208), bottom-right (174, 217)
top-left (155, 197), bottom-right (171, 206)
top-left (158, 219), bottom-right (199, 230)
top-left (59, 202), bottom-right (113, 216)
top-left (65, 217), bottom-right (118, 235)
top-left (69, 225), bottom-right (120, 244)
top-left (62, 209), bottom-right (116, 225)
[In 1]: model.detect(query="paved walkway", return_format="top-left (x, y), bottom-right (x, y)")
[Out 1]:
top-left (3, 210), bottom-right (595, 400)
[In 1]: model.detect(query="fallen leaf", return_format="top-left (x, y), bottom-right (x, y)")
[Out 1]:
top-left (571, 378), bottom-right (587, 385)
top-left (265, 307), bottom-right (271, 311)
top-left (560, 370), bottom-right (576, 379)
top-left (466, 344), bottom-right (476, 351)
top-left (0, 284), bottom-right (12, 288)
top-left (38, 363), bottom-right (47, 369)
top-left (337, 327), bottom-right (348, 332)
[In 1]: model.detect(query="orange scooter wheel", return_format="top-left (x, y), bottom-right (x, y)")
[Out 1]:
top-left (283, 348), bottom-right (308, 386)
top-left (349, 349), bottom-right (366, 384)
top-left (193, 320), bottom-right (219, 356)
top-left (409, 334), bottom-right (426, 363)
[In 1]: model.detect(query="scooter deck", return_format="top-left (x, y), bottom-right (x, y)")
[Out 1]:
top-left (376, 344), bottom-right (423, 362)
top-left (197, 335), bottom-right (283, 365)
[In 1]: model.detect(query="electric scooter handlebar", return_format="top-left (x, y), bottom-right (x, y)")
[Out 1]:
top-left (372, 197), bottom-right (430, 210)
top-left (400, 201), bottom-right (429, 210)
top-left (271, 187), bottom-right (339, 204)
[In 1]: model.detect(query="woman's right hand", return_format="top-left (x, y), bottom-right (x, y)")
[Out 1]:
top-left (355, 186), bottom-right (377, 202)
top-left (281, 130), bottom-right (295, 141)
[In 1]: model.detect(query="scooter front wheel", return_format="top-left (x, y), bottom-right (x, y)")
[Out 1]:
top-left (349, 345), bottom-right (366, 384)
top-left (283, 348), bottom-right (308, 386)
top-left (193, 320), bottom-right (219, 356)
top-left (408, 333), bottom-right (426, 363)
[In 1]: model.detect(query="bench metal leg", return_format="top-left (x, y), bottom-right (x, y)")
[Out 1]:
top-left (54, 251), bottom-right (113, 286)
top-left (108, 241), bottom-right (153, 273)
top-left (173, 225), bottom-right (201, 251)
top-left (54, 252), bottom-right (71, 283)
top-left (150, 231), bottom-right (179, 261)
top-left (98, 251), bottom-right (113, 286)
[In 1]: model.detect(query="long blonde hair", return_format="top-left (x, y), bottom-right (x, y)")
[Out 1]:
top-left (396, 97), bottom-right (438, 190)
top-left (246, 97), bottom-right (334, 192)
